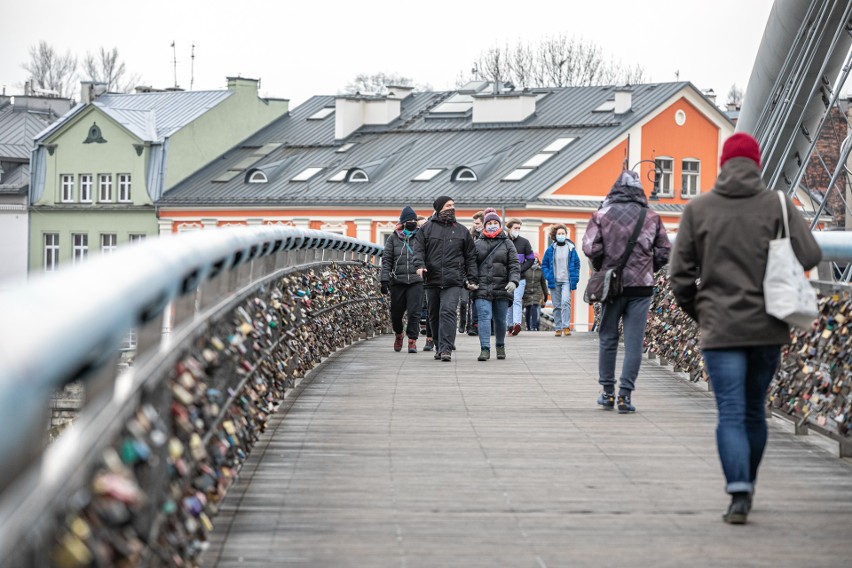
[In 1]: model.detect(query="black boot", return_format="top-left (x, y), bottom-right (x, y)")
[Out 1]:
top-left (722, 492), bottom-right (750, 524)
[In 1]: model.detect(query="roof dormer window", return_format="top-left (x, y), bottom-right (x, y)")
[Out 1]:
top-left (247, 170), bottom-right (268, 184)
top-left (452, 167), bottom-right (477, 182)
top-left (347, 169), bottom-right (369, 183)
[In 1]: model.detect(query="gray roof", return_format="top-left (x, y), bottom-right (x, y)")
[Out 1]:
top-left (160, 82), bottom-right (726, 209)
top-left (35, 89), bottom-right (233, 143)
top-left (0, 106), bottom-right (56, 160)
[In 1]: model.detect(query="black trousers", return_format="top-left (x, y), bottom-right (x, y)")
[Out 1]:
top-left (390, 283), bottom-right (424, 340)
top-left (426, 286), bottom-right (462, 355)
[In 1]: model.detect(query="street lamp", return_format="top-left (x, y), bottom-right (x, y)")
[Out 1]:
top-left (631, 160), bottom-right (662, 201)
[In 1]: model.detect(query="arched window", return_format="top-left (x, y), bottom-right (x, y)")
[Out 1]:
top-left (247, 170), bottom-right (268, 184)
top-left (347, 169), bottom-right (369, 183)
top-left (452, 167), bottom-right (477, 182)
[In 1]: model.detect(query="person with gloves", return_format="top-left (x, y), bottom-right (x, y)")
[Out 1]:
top-left (471, 208), bottom-right (520, 361)
top-left (380, 206), bottom-right (424, 353)
top-left (413, 196), bottom-right (479, 362)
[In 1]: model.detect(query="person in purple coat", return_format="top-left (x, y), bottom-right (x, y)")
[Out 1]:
top-left (582, 170), bottom-right (671, 414)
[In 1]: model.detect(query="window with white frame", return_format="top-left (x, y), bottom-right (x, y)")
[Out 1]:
top-left (80, 174), bottom-right (93, 202)
top-left (118, 174), bottom-right (131, 202)
top-left (44, 233), bottom-right (59, 272)
top-left (654, 158), bottom-right (673, 197)
top-left (347, 169), bottom-right (369, 182)
top-left (72, 233), bottom-right (88, 264)
top-left (452, 167), bottom-right (477, 182)
top-left (98, 174), bottom-right (112, 202)
top-left (101, 233), bottom-right (117, 255)
top-left (681, 159), bottom-right (700, 197)
top-left (60, 174), bottom-right (74, 202)
top-left (129, 234), bottom-right (146, 244)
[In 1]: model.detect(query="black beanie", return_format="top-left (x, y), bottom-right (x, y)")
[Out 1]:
top-left (433, 195), bottom-right (453, 212)
top-left (399, 206), bottom-right (417, 223)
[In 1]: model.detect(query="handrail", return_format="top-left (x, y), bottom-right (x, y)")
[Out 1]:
top-left (0, 227), bottom-right (382, 491)
top-left (665, 231), bottom-right (852, 263)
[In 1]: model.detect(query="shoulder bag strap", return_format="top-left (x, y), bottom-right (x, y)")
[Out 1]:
top-left (618, 206), bottom-right (648, 270)
top-left (776, 191), bottom-right (789, 238)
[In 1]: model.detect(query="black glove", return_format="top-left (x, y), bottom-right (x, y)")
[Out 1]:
top-left (380, 282), bottom-right (390, 295)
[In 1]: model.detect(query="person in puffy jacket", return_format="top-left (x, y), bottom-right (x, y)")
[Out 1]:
top-left (669, 133), bottom-right (821, 525)
top-left (522, 255), bottom-right (548, 331)
top-left (582, 170), bottom-right (671, 414)
top-left (381, 206), bottom-right (424, 354)
top-left (541, 224), bottom-right (580, 336)
top-left (413, 196), bottom-right (478, 362)
top-left (471, 208), bottom-right (520, 361)
top-left (505, 219), bottom-right (536, 336)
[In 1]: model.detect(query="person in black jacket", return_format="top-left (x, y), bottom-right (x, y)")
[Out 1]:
top-left (413, 196), bottom-right (478, 362)
top-left (505, 218), bottom-right (535, 336)
top-left (473, 209), bottom-right (520, 361)
top-left (381, 206), bottom-right (424, 354)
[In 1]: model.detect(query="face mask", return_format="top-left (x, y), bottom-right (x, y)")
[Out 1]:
top-left (404, 221), bottom-right (417, 231)
top-left (510, 229), bottom-right (520, 238)
top-left (556, 234), bottom-right (567, 243)
top-left (438, 209), bottom-right (456, 222)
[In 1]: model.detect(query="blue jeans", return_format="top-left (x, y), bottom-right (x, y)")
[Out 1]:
top-left (476, 298), bottom-right (508, 349)
top-left (524, 304), bottom-right (540, 330)
top-left (598, 295), bottom-right (652, 395)
top-left (549, 282), bottom-right (572, 331)
top-left (507, 279), bottom-right (527, 326)
top-left (702, 346), bottom-right (781, 495)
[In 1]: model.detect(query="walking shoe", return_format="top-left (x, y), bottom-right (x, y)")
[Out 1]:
top-left (393, 332), bottom-right (404, 352)
top-left (554, 329), bottom-right (562, 337)
top-left (478, 348), bottom-right (490, 361)
top-left (563, 327), bottom-right (572, 336)
top-left (617, 395), bottom-right (636, 414)
top-left (467, 323), bottom-right (478, 336)
top-left (722, 493), bottom-right (750, 524)
top-left (496, 345), bottom-right (506, 359)
top-left (441, 352), bottom-right (452, 362)
top-left (510, 323), bottom-right (521, 336)
top-left (423, 338), bottom-right (434, 351)
top-left (434, 351), bottom-right (442, 360)
top-left (407, 339), bottom-right (417, 353)
top-left (596, 392), bottom-right (615, 410)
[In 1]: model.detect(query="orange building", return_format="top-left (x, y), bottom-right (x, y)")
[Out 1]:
top-left (158, 81), bottom-right (733, 330)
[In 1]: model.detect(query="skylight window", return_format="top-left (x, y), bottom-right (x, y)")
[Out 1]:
top-left (502, 168), bottom-right (533, 181)
top-left (336, 143), bottom-right (356, 153)
top-left (521, 153), bottom-right (554, 168)
top-left (593, 100), bottom-right (616, 112)
top-left (308, 107), bottom-right (335, 120)
top-left (328, 169), bottom-right (348, 182)
top-left (541, 137), bottom-right (576, 153)
top-left (430, 94), bottom-right (474, 115)
top-left (413, 168), bottom-right (443, 181)
top-left (291, 167), bottom-right (323, 181)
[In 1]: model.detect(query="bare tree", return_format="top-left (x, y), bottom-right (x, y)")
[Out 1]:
top-left (82, 47), bottom-right (141, 93)
top-left (21, 40), bottom-right (78, 98)
top-left (460, 33), bottom-right (646, 89)
top-left (727, 83), bottom-right (744, 107)
top-left (342, 72), bottom-right (430, 95)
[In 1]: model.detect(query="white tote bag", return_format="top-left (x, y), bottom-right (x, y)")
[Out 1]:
top-left (763, 191), bottom-right (819, 329)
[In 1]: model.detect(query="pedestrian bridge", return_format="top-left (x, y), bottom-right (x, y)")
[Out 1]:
top-left (0, 227), bottom-right (851, 568)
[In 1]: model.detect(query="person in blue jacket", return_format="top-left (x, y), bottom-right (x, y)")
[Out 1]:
top-left (541, 224), bottom-right (580, 336)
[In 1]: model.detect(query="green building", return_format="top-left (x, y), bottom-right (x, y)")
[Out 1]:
top-left (28, 78), bottom-right (288, 273)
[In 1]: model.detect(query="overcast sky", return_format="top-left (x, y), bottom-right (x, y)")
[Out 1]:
top-left (2, 0), bottom-right (777, 108)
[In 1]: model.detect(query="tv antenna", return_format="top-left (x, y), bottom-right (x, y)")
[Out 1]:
top-left (171, 41), bottom-right (178, 88)
top-left (190, 44), bottom-right (196, 90)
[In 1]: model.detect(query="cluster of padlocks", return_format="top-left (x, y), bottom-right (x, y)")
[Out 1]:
top-left (47, 261), bottom-right (388, 567)
top-left (645, 271), bottom-right (851, 440)
top-left (771, 292), bottom-right (852, 438)
top-left (644, 270), bottom-right (705, 381)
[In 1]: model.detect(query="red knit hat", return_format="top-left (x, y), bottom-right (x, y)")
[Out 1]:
top-left (720, 133), bottom-right (761, 168)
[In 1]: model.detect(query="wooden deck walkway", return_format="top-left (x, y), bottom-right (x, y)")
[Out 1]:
top-left (203, 332), bottom-right (852, 568)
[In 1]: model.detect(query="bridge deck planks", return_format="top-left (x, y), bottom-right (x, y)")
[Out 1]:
top-left (203, 333), bottom-right (852, 568)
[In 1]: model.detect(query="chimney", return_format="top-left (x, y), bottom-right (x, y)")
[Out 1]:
top-left (80, 81), bottom-right (108, 104)
top-left (472, 91), bottom-right (537, 123)
top-left (386, 84), bottom-right (414, 100)
top-left (726, 101), bottom-right (739, 112)
top-left (335, 94), bottom-right (402, 139)
top-left (227, 76), bottom-right (259, 93)
top-left (703, 88), bottom-right (716, 106)
top-left (614, 87), bottom-right (632, 114)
